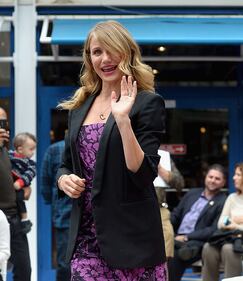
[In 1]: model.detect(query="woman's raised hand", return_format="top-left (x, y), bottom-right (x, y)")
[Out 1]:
top-left (111, 75), bottom-right (137, 121)
top-left (58, 174), bottom-right (86, 198)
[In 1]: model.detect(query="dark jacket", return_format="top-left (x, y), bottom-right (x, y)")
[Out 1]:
top-left (171, 188), bottom-right (227, 241)
top-left (57, 91), bottom-right (166, 269)
top-left (0, 146), bottom-right (17, 216)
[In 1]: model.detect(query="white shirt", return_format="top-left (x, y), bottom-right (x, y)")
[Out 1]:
top-left (218, 193), bottom-right (243, 231)
top-left (0, 210), bottom-right (10, 265)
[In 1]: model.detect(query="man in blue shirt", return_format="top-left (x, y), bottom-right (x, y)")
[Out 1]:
top-left (41, 140), bottom-right (72, 281)
top-left (168, 164), bottom-right (227, 281)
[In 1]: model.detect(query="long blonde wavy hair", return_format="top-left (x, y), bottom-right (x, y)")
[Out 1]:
top-left (59, 20), bottom-right (155, 110)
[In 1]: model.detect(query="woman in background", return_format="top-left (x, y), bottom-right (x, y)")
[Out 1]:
top-left (202, 163), bottom-right (243, 281)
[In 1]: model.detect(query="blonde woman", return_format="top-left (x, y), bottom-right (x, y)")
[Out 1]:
top-left (57, 21), bottom-right (167, 280)
top-left (202, 163), bottom-right (243, 281)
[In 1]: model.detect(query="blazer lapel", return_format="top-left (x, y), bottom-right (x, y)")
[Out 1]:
top-left (198, 194), bottom-right (218, 220)
top-left (70, 94), bottom-right (97, 176)
top-left (183, 191), bottom-right (202, 215)
top-left (71, 94), bottom-right (97, 144)
top-left (92, 113), bottom-right (116, 200)
top-left (69, 93), bottom-right (116, 200)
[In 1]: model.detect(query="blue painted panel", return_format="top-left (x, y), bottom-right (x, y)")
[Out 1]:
top-left (37, 86), bottom-right (76, 281)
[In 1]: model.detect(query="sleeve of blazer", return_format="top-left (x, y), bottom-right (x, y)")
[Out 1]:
top-left (56, 110), bottom-right (74, 197)
top-left (57, 110), bottom-right (73, 178)
top-left (127, 93), bottom-right (165, 190)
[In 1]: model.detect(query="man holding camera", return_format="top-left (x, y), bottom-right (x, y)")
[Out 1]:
top-left (0, 107), bottom-right (31, 281)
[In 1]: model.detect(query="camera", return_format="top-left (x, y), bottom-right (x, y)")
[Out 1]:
top-left (0, 119), bottom-right (8, 130)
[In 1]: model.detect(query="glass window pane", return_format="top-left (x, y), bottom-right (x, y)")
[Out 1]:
top-left (0, 32), bottom-right (11, 87)
top-left (163, 109), bottom-right (229, 208)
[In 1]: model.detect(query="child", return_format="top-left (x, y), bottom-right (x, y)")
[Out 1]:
top-left (9, 132), bottom-right (37, 234)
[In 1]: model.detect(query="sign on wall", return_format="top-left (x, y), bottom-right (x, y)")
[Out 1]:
top-left (160, 144), bottom-right (187, 155)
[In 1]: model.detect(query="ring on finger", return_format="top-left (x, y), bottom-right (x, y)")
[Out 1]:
top-left (128, 91), bottom-right (132, 97)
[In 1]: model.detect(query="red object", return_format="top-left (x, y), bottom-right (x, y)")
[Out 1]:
top-left (160, 144), bottom-right (187, 155)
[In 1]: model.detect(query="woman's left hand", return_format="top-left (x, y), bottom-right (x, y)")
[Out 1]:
top-left (111, 75), bottom-right (137, 121)
top-left (232, 215), bottom-right (243, 225)
top-left (224, 222), bottom-right (238, 230)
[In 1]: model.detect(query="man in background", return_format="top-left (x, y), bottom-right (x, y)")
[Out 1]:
top-left (169, 164), bottom-right (227, 281)
top-left (41, 139), bottom-right (72, 281)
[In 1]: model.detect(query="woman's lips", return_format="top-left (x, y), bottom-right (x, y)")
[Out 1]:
top-left (101, 66), bottom-right (117, 72)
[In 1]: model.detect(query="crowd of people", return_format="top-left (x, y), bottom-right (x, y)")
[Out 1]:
top-left (1, 20), bottom-right (243, 281)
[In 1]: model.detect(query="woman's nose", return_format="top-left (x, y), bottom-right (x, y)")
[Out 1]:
top-left (102, 51), bottom-right (111, 61)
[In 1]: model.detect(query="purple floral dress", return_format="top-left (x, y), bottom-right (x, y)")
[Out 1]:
top-left (71, 123), bottom-right (167, 281)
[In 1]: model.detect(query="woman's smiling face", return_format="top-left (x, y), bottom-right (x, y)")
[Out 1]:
top-left (89, 35), bottom-right (123, 87)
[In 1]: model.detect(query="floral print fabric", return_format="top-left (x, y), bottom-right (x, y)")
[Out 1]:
top-left (71, 123), bottom-right (167, 280)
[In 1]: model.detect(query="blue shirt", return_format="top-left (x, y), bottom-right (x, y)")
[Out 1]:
top-left (177, 193), bottom-right (209, 234)
top-left (40, 140), bottom-right (72, 228)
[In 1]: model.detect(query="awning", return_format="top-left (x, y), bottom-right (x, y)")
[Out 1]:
top-left (46, 17), bottom-right (243, 45)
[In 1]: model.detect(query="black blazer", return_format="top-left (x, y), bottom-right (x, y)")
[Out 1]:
top-left (171, 188), bottom-right (227, 241)
top-left (57, 91), bottom-right (166, 269)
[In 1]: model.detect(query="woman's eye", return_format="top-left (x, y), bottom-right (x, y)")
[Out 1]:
top-left (92, 49), bottom-right (101, 55)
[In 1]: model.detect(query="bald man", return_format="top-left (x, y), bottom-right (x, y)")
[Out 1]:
top-left (0, 107), bottom-right (31, 281)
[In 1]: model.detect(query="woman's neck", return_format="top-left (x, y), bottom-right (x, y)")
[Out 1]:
top-left (100, 82), bottom-right (120, 99)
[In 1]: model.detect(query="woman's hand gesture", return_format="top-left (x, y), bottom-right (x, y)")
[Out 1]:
top-left (111, 76), bottom-right (137, 121)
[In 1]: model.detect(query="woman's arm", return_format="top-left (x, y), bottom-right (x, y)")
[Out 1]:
top-left (115, 115), bottom-right (144, 172)
top-left (111, 76), bottom-right (143, 172)
top-left (158, 160), bottom-right (185, 191)
top-left (111, 76), bottom-right (165, 174)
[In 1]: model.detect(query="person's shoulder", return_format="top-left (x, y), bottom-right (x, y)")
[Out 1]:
top-left (137, 91), bottom-right (164, 102)
top-left (50, 140), bottom-right (65, 149)
top-left (135, 91), bottom-right (165, 110)
top-left (213, 190), bottom-right (227, 202)
top-left (179, 188), bottom-right (202, 201)
top-left (45, 140), bottom-right (65, 157)
top-left (188, 187), bottom-right (203, 195)
top-left (227, 192), bottom-right (239, 200)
